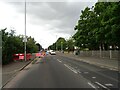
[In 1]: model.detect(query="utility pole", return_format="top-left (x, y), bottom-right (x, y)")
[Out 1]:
top-left (24, 0), bottom-right (26, 61)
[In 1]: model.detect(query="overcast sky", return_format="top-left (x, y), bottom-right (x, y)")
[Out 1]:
top-left (0, 0), bottom-right (97, 48)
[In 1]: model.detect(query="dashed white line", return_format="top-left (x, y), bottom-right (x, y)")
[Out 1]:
top-left (88, 82), bottom-right (96, 89)
top-left (105, 84), bottom-right (113, 87)
top-left (95, 82), bottom-right (108, 89)
top-left (84, 72), bottom-right (89, 74)
top-left (92, 77), bottom-right (96, 79)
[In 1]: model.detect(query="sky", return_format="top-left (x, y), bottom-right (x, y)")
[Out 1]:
top-left (0, 0), bottom-right (97, 48)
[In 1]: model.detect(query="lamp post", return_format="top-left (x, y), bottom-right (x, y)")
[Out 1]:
top-left (56, 35), bottom-right (57, 51)
top-left (24, 0), bottom-right (27, 61)
top-left (109, 46), bottom-right (112, 59)
top-left (61, 41), bottom-right (63, 52)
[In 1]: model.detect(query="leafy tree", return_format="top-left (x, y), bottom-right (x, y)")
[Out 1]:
top-left (66, 38), bottom-right (75, 52)
top-left (36, 43), bottom-right (42, 51)
top-left (73, 2), bottom-right (120, 50)
top-left (48, 43), bottom-right (56, 50)
top-left (56, 37), bottom-right (67, 51)
top-left (48, 37), bottom-right (67, 51)
top-left (1, 28), bottom-right (40, 64)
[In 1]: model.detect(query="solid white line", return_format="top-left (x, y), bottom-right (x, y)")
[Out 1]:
top-left (59, 60), bottom-right (62, 63)
top-left (64, 64), bottom-right (78, 74)
top-left (88, 82), bottom-right (96, 88)
top-left (57, 59), bottom-right (62, 63)
top-left (95, 82), bottom-right (108, 89)
top-left (77, 71), bottom-right (81, 73)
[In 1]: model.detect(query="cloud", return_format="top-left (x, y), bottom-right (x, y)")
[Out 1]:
top-left (26, 2), bottom-right (96, 34)
top-left (1, 1), bottom-right (96, 48)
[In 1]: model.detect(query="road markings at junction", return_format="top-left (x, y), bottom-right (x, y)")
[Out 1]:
top-left (88, 82), bottom-right (96, 89)
top-left (95, 82), bottom-right (109, 89)
top-left (64, 64), bottom-right (78, 74)
top-left (57, 59), bottom-right (62, 63)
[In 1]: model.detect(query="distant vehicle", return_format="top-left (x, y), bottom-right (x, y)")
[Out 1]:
top-left (50, 50), bottom-right (56, 55)
top-left (46, 51), bottom-right (49, 55)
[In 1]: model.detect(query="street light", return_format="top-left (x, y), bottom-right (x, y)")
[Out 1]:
top-left (24, 0), bottom-right (27, 61)
top-left (61, 41), bottom-right (63, 52)
top-left (56, 35), bottom-right (57, 51)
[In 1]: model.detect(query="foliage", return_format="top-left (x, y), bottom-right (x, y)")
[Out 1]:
top-left (73, 2), bottom-right (120, 50)
top-left (1, 28), bottom-right (40, 64)
top-left (48, 37), bottom-right (67, 51)
top-left (36, 43), bottom-right (42, 51)
top-left (66, 38), bottom-right (75, 52)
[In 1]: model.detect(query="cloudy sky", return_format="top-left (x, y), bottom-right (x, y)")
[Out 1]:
top-left (0, 0), bottom-right (97, 48)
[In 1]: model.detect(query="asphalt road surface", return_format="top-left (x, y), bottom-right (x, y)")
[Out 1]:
top-left (3, 54), bottom-right (119, 89)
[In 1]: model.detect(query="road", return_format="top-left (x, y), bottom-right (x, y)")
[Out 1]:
top-left (3, 54), bottom-right (119, 89)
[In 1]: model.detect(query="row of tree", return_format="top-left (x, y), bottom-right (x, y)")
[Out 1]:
top-left (73, 2), bottom-right (120, 50)
top-left (48, 2), bottom-right (120, 51)
top-left (48, 37), bottom-right (75, 52)
top-left (1, 28), bottom-right (42, 64)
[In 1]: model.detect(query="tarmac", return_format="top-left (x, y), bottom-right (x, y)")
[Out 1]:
top-left (1, 52), bottom-right (119, 87)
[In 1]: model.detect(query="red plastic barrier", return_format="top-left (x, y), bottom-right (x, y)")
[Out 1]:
top-left (13, 53), bottom-right (32, 61)
top-left (35, 53), bottom-right (45, 58)
top-left (26, 53), bottom-right (32, 60)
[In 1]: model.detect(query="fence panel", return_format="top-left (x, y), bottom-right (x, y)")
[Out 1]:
top-left (79, 50), bottom-right (119, 60)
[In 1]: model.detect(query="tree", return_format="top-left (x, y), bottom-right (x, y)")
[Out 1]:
top-left (36, 43), bottom-right (42, 51)
top-left (66, 38), bottom-right (75, 52)
top-left (56, 37), bottom-right (66, 51)
top-left (1, 28), bottom-right (40, 64)
top-left (26, 36), bottom-right (38, 53)
top-left (48, 37), bottom-right (67, 51)
top-left (73, 2), bottom-right (120, 50)
top-left (48, 43), bottom-right (56, 50)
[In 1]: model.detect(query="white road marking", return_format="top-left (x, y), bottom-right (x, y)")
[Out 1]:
top-left (84, 72), bottom-right (89, 74)
top-left (77, 71), bottom-right (81, 73)
top-left (64, 64), bottom-right (78, 74)
top-left (110, 68), bottom-right (114, 70)
top-left (105, 84), bottom-right (113, 87)
top-left (95, 82), bottom-right (108, 89)
top-left (100, 66), bottom-right (104, 68)
top-left (92, 77), bottom-right (96, 79)
top-left (88, 82), bottom-right (96, 88)
top-left (57, 59), bottom-right (62, 63)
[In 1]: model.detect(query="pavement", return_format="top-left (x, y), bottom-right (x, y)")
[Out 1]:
top-left (2, 53), bottom-right (36, 87)
top-left (57, 52), bottom-right (119, 71)
top-left (2, 60), bottom-right (32, 87)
